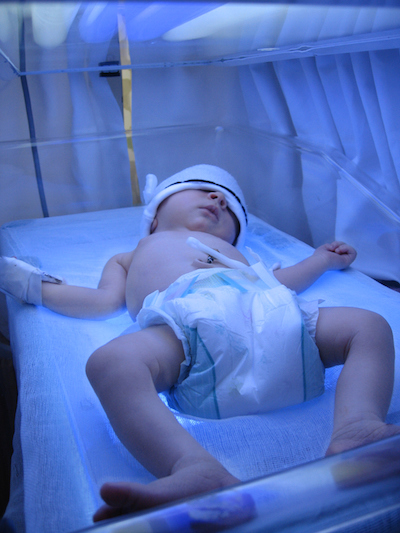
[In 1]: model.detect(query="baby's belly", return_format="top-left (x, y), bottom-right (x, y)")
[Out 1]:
top-left (125, 231), bottom-right (249, 317)
top-left (125, 265), bottom-right (200, 318)
top-left (126, 260), bottom-right (240, 319)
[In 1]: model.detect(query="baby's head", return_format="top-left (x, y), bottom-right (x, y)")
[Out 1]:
top-left (140, 165), bottom-right (248, 247)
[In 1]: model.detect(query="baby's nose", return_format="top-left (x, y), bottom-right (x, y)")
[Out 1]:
top-left (208, 191), bottom-right (227, 207)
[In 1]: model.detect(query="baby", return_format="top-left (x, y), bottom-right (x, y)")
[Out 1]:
top-left (1, 164), bottom-right (399, 522)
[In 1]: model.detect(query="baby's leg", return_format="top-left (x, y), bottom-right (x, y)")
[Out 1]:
top-left (86, 325), bottom-right (238, 521)
top-left (315, 307), bottom-right (400, 455)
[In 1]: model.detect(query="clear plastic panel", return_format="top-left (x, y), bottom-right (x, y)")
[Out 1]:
top-left (129, 123), bottom-right (400, 281)
top-left (1, 2), bottom-right (400, 75)
top-left (1, 120), bottom-right (399, 279)
top-left (1, 2), bottom-right (400, 280)
top-left (0, 129), bottom-right (133, 221)
top-left (75, 435), bottom-right (400, 533)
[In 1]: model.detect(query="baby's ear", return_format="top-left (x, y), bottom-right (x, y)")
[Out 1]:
top-left (150, 218), bottom-right (158, 234)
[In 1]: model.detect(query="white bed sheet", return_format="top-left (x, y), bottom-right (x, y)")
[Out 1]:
top-left (1, 206), bottom-right (399, 533)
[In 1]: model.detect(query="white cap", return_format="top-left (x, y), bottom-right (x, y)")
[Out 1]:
top-left (140, 164), bottom-right (248, 247)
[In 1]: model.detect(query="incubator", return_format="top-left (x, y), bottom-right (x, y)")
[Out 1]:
top-left (1, 1), bottom-right (400, 532)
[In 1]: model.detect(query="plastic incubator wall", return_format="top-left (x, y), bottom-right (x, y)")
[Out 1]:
top-left (0, 0), bottom-right (399, 288)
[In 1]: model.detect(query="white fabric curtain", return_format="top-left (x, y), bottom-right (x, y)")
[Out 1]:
top-left (239, 46), bottom-right (400, 281)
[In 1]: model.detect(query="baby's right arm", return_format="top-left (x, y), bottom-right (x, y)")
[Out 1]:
top-left (0, 252), bottom-right (134, 319)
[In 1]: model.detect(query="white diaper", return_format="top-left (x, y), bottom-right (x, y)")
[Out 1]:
top-left (137, 264), bottom-right (325, 419)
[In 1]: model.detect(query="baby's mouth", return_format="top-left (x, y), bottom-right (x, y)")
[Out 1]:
top-left (203, 205), bottom-right (219, 220)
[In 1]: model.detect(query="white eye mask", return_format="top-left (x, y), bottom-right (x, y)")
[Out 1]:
top-left (140, 164), bottom-right (248, 248)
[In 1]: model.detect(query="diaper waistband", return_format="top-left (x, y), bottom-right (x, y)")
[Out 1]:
top-left (154, 264), bottom-right (281, 307)
top-left (186, 236), bottom-right (281, 290)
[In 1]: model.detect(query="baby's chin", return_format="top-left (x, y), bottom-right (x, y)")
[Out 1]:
top-left (194, 229), bottom-right (237, 246)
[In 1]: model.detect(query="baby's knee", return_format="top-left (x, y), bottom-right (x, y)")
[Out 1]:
top-left (316, 307), bottom-right (393, 368)
top-left (86, 344), bottom-right (111, 386)
top-left (356, 309), bottom-right (392, 339)
top-left (350, 310), bottom-right (394, 362)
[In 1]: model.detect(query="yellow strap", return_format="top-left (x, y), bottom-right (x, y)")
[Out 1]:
top-left (118, 10), bottom-right (141, 205)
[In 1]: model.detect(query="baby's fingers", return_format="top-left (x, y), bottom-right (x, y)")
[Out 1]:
top-left (327, 241), bottom-right (346, 252)
top-left (335, 244), bottom-right (351, 254)
top-left (329, 241), bottom-right (356, 256)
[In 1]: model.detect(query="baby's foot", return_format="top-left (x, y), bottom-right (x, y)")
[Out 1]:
top-left (93, 458), bottom-right (239, 522)
top-left (326, 419), bottom-right (400, 456)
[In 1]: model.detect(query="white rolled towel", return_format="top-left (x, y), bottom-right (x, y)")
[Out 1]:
top-left (0, 257), bottom-right (63, 306)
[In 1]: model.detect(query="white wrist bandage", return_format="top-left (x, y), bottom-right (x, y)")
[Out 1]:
top-left (0, 256), bottom-right (63, 306)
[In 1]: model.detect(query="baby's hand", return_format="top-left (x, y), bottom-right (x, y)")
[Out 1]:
top-left (313, 241), bottom-right (357, 271)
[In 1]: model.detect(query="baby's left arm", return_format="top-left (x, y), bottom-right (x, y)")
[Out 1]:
top-left (312, 241), bottom-right (357, 271)
top-left (273, 241), bottom-right (357, 294)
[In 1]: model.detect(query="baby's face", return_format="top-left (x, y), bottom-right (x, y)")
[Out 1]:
top-left (152, 189), bottom-right (239, 244)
